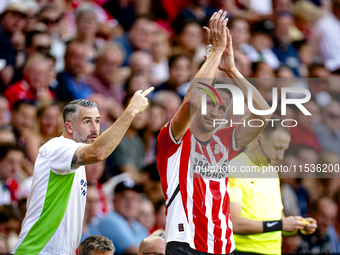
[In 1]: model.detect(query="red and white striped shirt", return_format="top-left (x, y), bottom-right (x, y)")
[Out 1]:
top-left (157, 119), bottom-right (240, 254)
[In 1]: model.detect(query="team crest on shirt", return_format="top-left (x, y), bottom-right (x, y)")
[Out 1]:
top-left (212, 144), bottom-right (221, 154)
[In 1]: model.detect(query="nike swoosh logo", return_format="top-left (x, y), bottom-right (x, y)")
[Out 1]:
top-left (267, 222), bottom-right (278, 228)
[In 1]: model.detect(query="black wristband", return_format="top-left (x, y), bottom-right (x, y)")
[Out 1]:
top-left (263, 220), bottom-right (283, 233)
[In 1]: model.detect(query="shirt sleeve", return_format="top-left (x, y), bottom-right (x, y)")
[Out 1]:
top-left (157, 118), bottom-right (187, 177)
top-left (215, 125), bottom-right (241, 161)
top-left (229, 176), bottom-right (244, 203)
top-left (47, 137), bottom-right (84, 175)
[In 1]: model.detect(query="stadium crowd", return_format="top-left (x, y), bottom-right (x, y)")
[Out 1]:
top-left (0, 0), bottom-right (340, 254)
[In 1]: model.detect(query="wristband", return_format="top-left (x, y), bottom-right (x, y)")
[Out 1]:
top-left (297, 229), bottom-right (308, 236)
top-left (263, 220), bottom-right (282, 233)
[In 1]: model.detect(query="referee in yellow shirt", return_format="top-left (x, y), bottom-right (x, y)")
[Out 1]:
top-left (229, 118), bottom-right (317, 255)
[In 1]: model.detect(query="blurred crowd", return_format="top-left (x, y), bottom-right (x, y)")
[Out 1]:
top-left (0, 0), bottom-right (340, 254)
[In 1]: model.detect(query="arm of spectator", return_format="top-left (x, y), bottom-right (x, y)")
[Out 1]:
top-left (172, 10), bottom-right (227, 141)
top-left (71, 88), bottom-right (153, 167)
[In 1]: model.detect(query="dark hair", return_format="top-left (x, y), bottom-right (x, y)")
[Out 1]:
top-left (62, 99), bottom-right (98, 123)
top-left (228, 17), bottom-right (249, 30)
top-left (25, 30), bottom-right (50, 48)
top-left (155, 198), bottom-right (165, 213)
top-left (12, 100), bottom-right (37, 113)
top-left (0, 143), bottom-right (24, 160)
top-left (211, 77), bottom-right (233, 101)
top-left (132, 14), bottom-right (155, 27)
top-left (38, 3), bottom-right (58, 18)
top-left (78, 235), bottom-right (115, 255)
top-left (168, 54), bottom-right (191, 69)
top-left (308, 63), bottom-right (326, 77)
top-left (262, 116), bottom-right (290, 139)
top-left (0, 205), bottom-right (21, 223)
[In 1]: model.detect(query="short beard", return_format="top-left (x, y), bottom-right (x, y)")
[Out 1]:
top-left (73, 126), bottom-right (88, 143)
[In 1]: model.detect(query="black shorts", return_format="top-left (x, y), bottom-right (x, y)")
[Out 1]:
top-left (166, 241), bottom-right (234, 255)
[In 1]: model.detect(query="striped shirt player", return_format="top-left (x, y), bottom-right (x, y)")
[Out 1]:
top-left (157, 120), bottom-right (240, 254)
top-left (159, 9), bottom-right (273, 255)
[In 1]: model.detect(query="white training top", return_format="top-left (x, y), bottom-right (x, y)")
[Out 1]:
top-left (12, 136), bottom-right (86, 255)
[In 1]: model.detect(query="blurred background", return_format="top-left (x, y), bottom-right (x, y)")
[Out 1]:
top-left (0, 0), bottom-right (340, 254)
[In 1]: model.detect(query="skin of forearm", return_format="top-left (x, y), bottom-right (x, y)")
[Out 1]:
top-left (183, 50), bottom-right (223, 110)
top-left (225, 68), bottom-right (271, 120)
top-left (232, 216), bottom-right (264, 234)
top-left (86, 107), bottom-right (136, 162)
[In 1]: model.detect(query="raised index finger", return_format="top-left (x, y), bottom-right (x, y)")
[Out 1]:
top-left (141, 87), bottom-right (155, 96)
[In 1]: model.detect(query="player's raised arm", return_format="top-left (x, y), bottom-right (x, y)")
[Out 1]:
top-left (219, 28), bottom-right (272, 148)
top-left (171, 10), bottom-right (228, 142)
top-left (71, 87), bottom-right (153, 167)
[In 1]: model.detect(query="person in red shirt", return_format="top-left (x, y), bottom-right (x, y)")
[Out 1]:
top-left (4, 53), bottom-right (55, 111)
top-left (157, 11), bottom-right (272, 255)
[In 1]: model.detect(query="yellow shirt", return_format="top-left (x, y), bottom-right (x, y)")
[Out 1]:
top-left (229, 153), bottom-right (283, 255)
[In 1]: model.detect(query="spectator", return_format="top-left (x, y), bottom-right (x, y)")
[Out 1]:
top-left (314, 100), bottom-right (340, 154)
top-left (125, 72), bottom-right (152, 97)
top-left (0, 233), bottom-right (7, 254)
top-left (154, 54), bottom-right (192, 98)
top-left (73, 4), bottom-right (101, 54)
top-left (328, 188), bottom-right (340, 253)
top-left (129, 51), bottom-right (158, 86)
top-left (289, 100), bottom-right (321, 153)
top-left (302, 151), bottom-right (340, 206)
top-left (86, 161), bottom-right (109, 215)
top-left (81, 184), bottom-right (102, 242)
top-left (150, 198), bottom-right (166, 233)
top-left (97, 178), bottom-right (148, 255)
top-left (233, 49), bottom-right (252, 78)
top-left (4, 54), bottom-right (55, 110)
top-left (136, 196), bottom-right (156, 232)
top-left (298, 197), bottom-right (337, 253)
top-left (142, 103), bottom-right (167, 165)
top-left (229, 17), bottom-right (251, 51)
top-left (150, 31), bottom-right (171, 85)
top-left (138, 236), bottom-right (165, 255)
top-left (78, 235), bottom-right (115, 255)
top-left (252, 61), bottom-right (276, 101)
top-left (244, 20), bottom-right (280, 69)
top-left (114, 15), bottom-right (157, 66)
top-left (53, 41), bottom-right (93, 101)
top-left (0, 144), bottom-right (25, 206)
top-left (86, 43), bottom-right (125, 104)
top-left (140, 163), bottom-right (163, 204)
top-left (308, 64), bottom-right (332, 107)
top-left (22, 101), bottom-right (63, 163)
top-left (37, 5), bottom-right (65, 72)
top-left (272, 11), bottom-right (301, 76)
top-left (0, 205), bottom-right (21, 237)
top-left (25, 30), bottom-right (52, 57)
top-left (0, 126), bottom-right (16, 144)
top-left (152, 91), bottom-right (181, 122)
top-left (0, 3), bottom-right (27, 89)
top-left (174, 22), bottom-right (205, 67)
top-left (0, 96), bottom-right (9, 126)
top-left (311, 0), bottom-right (340, 72)
top-left (107, 96), bottom-right (148, 180)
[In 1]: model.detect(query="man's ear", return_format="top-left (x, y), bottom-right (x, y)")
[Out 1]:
top-left (257, 133), bottom-right (264, 145)
top-left (64, 121), bottom-right (74, 134)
